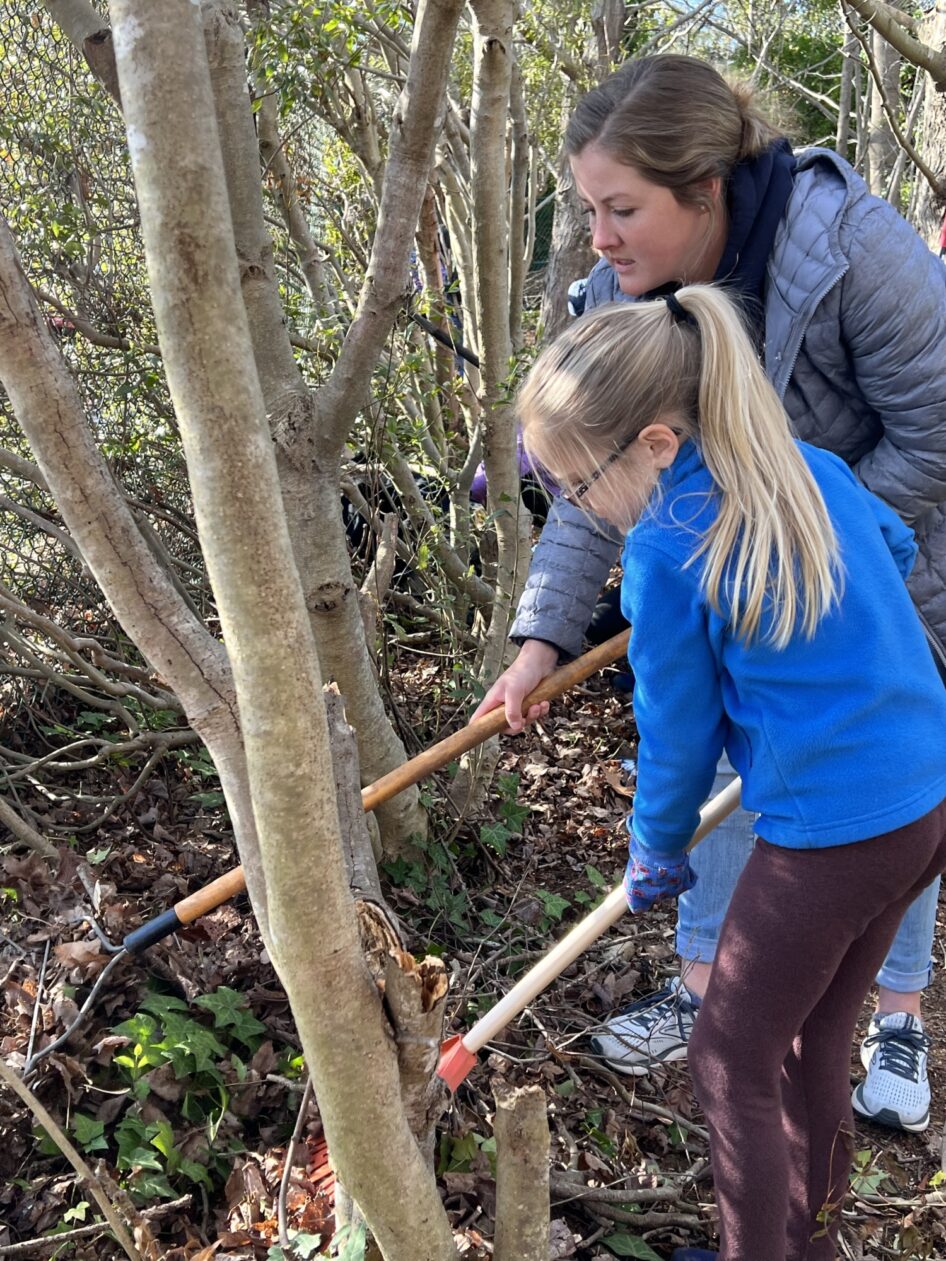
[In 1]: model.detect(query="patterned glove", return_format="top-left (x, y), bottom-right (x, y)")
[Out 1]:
top-left (623, 832), bottom-right (697, 914)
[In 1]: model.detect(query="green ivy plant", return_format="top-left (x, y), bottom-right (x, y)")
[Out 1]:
top-left (67, 985), bottom-right (270, 1203)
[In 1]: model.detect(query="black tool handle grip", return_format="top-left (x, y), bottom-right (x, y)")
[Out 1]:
top-left (122, 908), bottom-right (183, 955)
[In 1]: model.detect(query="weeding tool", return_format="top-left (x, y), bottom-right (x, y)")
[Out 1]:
top-left (436, 774), bottom-right (743, 1090)
top-left (29, 630), bottom-right (632, 1071)
top-left (115, 627), bottom-right (633, 955)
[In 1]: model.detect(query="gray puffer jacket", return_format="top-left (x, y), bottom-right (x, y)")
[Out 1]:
top-left (511, 148), bottom-right (946, 662)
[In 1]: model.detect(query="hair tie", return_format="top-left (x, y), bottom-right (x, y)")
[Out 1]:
top-left (665, 292), bottom-right (698, 327)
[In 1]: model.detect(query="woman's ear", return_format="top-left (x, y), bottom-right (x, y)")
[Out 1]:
top-left (637, 423), bottom-right (681, 469)
top-left (696, 175), bottom-right (722, 212)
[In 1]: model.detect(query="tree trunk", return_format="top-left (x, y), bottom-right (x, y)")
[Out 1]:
top-left (199, 0), bottom-right (432, 856)
top-left (458, 0), bottom-right (533, 807)
top-left (492, 1083), bottom-right (550, 1261)
top-left (868, 21), bottom-right (901, 198)
top-left (539, 150), bottom-right (596, 343)
top-left (855, 53), bottom-right (870, 180)
top-left (837, 24), bottom-right (858, 158)
top-left (912, 4), bottom-right (946, 246)
top-left (106, 4), bottom-right (460, 1255)
top-left (469, 0), bottom-right (532, 659)
top-left (508, 62), bottom-right (530, 353)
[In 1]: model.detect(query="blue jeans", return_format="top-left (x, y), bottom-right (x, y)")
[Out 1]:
top-left (677, 755), bottom-right (939, 993)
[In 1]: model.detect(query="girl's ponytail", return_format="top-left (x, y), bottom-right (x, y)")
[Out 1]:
top-left (674, 285), bottom-right (841, 646)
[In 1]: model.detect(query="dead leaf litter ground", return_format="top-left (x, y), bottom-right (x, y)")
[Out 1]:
top-left (2, 655), bottom-right (945, 1260)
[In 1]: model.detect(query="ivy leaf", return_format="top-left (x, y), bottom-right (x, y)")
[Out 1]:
top-left (536, 890), bottom-right (570, 921)
top-left (479, 821), bottom-right (511, 855)
top-left (196, 987), bottom-right (267, 1047)
top-left (601, 1233), bottom-right (662, 1259)
top-left (72, 1114), bottom-right (107, 1152)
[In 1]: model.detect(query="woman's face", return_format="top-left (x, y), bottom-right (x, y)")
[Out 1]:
top-left (571, 144), bottom-right (724, 296)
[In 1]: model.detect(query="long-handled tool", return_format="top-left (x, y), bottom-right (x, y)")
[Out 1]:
top-left (437, 775), bottom-right (743, 1090)
top-left (29, 630), bottom-right (633, 1070)
top-left (115, 628), bottom-right (633, 954)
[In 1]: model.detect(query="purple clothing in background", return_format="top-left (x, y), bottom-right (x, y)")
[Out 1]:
top-left (469, 431), bottom-right (559, 504)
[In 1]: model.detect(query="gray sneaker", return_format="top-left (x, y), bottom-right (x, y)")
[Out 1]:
top-left (852, 1012), bottom-right (930, 1133)
top-left (589, 976), bottom-right (698, 1075)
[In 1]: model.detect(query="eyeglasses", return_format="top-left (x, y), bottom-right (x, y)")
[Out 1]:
top-left (562, 433), bottom-right (638, 505)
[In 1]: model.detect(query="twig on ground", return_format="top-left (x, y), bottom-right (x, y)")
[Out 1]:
top-left (25, 939), bottom-right (50, 1065)
top-left (0, 796), bottom-right (58, 859)
top-left (0, 1058), bottom-right (141, 1261)
top-left (574, 1054), bottom-right (710, 1143)
top-left (25, 951), bottom-right (127, 1074)
top-left (0, 1223), bottom-right (109, 1255)
top-left (549, 1172), bottom-right (687, 1206)
top-left (586, 1204), bottom-right (704, 1229)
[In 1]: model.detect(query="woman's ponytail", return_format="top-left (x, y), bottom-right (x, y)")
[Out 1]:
top-left (729, 80), bottom-right (782, 160)
top-left (673, 285), bottom-right (841, 646)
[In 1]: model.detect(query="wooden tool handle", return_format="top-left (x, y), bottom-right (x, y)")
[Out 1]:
top-left (175, 866), bottom-right (250, 925)
top-left (462, 775), bottom-right (742, 1054)
top-left (361, 628), bottom-right (630, 813)
top-left (141, 629), bottom-right (632, 944)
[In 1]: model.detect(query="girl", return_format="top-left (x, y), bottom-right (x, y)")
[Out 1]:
top-left (475, 54), bottom-right (946, 1131)
top-left (517, 284), bottom-right (946, 1261)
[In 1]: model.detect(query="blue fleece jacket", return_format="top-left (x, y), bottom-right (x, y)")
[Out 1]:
top-left (621, 440), bottom-right (946, 856)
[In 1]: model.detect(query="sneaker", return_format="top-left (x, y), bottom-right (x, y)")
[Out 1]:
top-left (852, 1012), bottom-right (930, 1133)
top-left (589, 976), bottom-right (697, 1075)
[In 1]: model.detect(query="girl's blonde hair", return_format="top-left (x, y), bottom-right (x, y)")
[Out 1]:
top-left (519, 287), bottom-right (841, 648)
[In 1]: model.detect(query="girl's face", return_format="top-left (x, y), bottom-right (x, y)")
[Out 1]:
top-left (571, 145), bottom-right (725, 296)
top-left (556, 424), bottom-right (681, 534)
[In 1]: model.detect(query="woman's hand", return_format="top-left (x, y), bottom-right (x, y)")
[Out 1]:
top-left (470, 639), bottom-right (559, 733)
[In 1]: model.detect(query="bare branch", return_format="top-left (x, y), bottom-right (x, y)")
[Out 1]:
top-left (0, 447), bottom-right (48, 490)
top-left (0, 796), bottom-right (58, 859)
top-left (316, 0), bottom-right (467, 448)
top-left (42, 0), bottom-right (121, 103)
top-left (0, 1058), bottom-right (141, 1261)
top-left (35, 288), bottom-right (159, 356)
top-left (842, 4), bottom-right (946, 198)
top-left (0, 493), bottom-right (85, 562)
top-left (843, 0), bottom-right (946, 90)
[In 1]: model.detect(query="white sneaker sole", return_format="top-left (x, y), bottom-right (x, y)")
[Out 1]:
top-left (851, 1083), bottom-right (929, 1133)
top-left (589, 1036), bottom-right (689, 1077)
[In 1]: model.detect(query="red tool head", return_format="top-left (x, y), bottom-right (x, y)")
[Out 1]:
top-left (437, 1034), bottom-right (478, 1090)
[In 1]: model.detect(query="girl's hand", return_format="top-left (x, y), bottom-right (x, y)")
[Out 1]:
top-left (470, 639), bottom-right (558, 733)
top-left (623, 832), bottom-right (697, 913)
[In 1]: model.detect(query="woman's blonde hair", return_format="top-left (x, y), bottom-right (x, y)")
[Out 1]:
top-left (519, 287), bottom-right (841, 648)
top-left (565, 55), bottom-right (782, 219)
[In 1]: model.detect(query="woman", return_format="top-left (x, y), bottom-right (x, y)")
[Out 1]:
top-left (473, 54), bottom-right (946, 1134)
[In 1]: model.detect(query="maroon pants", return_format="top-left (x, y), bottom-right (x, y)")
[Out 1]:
top-left (688, 798), bottom-right (946, 1261)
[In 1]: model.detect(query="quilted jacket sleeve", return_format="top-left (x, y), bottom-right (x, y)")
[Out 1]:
top-left (509, 258), bottom-right (626, 656)
top-left (842, 201), bottom-right (946, 525)
top-left (509, 496), bottom-right (624, 657)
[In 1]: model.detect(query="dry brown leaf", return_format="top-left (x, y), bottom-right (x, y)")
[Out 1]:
top-left (602, 764), bottom-right (635, 798)
top-left (188, 1243), bottom-right (223, 1261)
top-left (52, 939), bottom-right (106, 977)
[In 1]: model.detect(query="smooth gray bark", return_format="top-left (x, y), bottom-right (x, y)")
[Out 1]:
top-left (106, 4), bottom-right (459, 1255)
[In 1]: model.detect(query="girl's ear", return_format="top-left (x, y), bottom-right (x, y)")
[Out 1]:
top-left (637, 423), bottom-right (680, 469)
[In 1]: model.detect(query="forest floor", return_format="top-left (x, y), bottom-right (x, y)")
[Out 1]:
top-left (1, 651), bottom-right (945, 1261)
